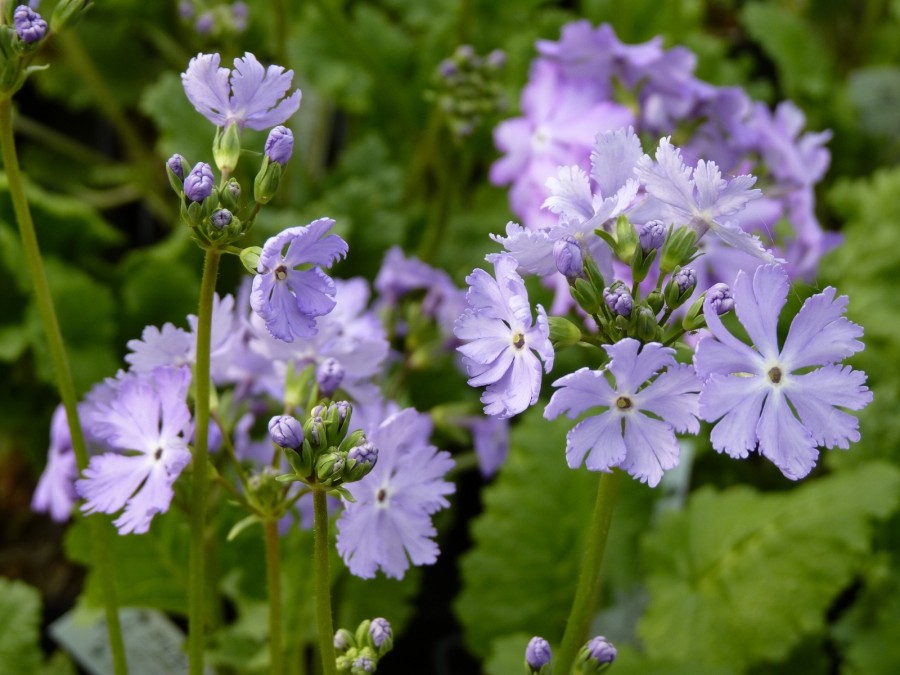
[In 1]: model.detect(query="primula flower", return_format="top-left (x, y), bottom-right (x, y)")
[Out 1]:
top-left (181, 52), bottom-right (302, 130)
top-left (250, 218), bottom-right (348, 343)
top-left (76, 367), bottom-right (193, 534)
top-left (455, 254), bottom-right (554, 418)
top-left (544, 338), bottom-right (700, 486)
top-left (32, 404), bottom-right (78, 522)
top-left (336, 408), bottom-right (455, 579)
top-left (14, 5), bottom-right (46, 43)
top-left (694, 264), bottom-right (872, 480)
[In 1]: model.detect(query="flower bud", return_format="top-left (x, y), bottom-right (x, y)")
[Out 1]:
top-left (706, 282), bottom-right (734, 315)
top-left (525, 636), bottom-right (552, 673)
top-left (548, 316), bottom-right (582, 350)
top-left (231, 1), bottom-right (248, 30)
top-left (254, 157), bottom-right (284, 205)
top-left (659, 225), bottom-right (698, 275)
top-left (634, 305), bottom-right (660, 342)
top-left (184, 162), bottom-right (215, 203)
top-left (344, 441), bottom-right (377, 482)
top-left (268, 415), bottom-right (304, 449)
top-left (334, 628), bottom-right (355, 654)
top-left (195, 11), bottom-right (213, 35)
top-left (351, 655), bottom-right (375, 674)
top-left (317, 358), bottom-right (345, 398)
top-left (14, 5), bottom-right (47, 43)
top-left (219, 178), bottom-right (242, 211)
top-left (576, 635), bottom-right (616, 673)
top-left (553, 235), bottom-right (584, 282)
top-left (304, 414), bottom-right (327, 449)
top-left (166, 153), bottom-right (187, 181)
top-left (639, 220), bottom-right (667, 252)
top-left (265, 125), bottom-right (294, 165)
top-left (604, 285), bottom-right (633, 318)
top-left (664, 266), bottom-right (697, 309)
top-left (368, 617), bottom-right (393, 654)
top-left (316, 451), bottom-right (345, 485)
top-left (246, 467), bottom-right (283, 514)
top-left (486, 49), bottom-right (507, 69)
top-left (614, 215), bottom-right (640, 262)
top-left (210, 208), bottom-right (233, 230)
top-left (213, 122), bottom-right (242, 174)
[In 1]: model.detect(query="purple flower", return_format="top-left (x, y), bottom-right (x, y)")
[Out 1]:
top-left (369, 617), bottom-right (392, 648)
top-left (544, 338), bottom-right (701, 486)
top-left (264, 125), bottom-right (293, 164)
top-left (336, 408), bottom-right (455, 579)
top-left (525, 636), bottom-right (552, 669)
top-left (604, 285), bottom-right (633, 317)
top-left (76, 367), bottom-right (193, 534)
top-left (454, 254), bottom-right (554, 418)
top-left (250, 218), bottom-right (348, 342)
top-left (639, 220), bottom-right (667, 252)
top-left (14, 5), bottom-right (47, 43)
top-left (467, 415), bottom-right (509, 478)
top-left (694, 264), bottom-right (872, 480)
top-left (184, 162), bottom-right (214, 202)
top-left (32, 404), bottom-right (78, 522)
top-left (583, 635), bottom-right (617, 665)
top-left (166, 154), bottom-right (187, 180)
top-left (317, 357), bottom-right (345, 397)
top-left (181, 52), bottom-right (302, 131)
top-left (635, 137), bottom-right (779, 262)
top-left (194, 11), bottom-right (213, 35)
top-left (268, 415), bottom-right (304, 449)
top-left (125, 323), bottom-right (193, 373)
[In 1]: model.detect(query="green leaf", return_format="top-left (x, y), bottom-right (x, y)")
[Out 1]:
top-left (454, 408), bottom-right (598, 658)
top-left (65, 512), bottom-right (190, 614)
top-left (741, 4), bottom-right (832, 100)
top-left (0, 577), bottom-right (42, 672)
top-left (638, 462), bottom-right (900, 670)
top-left (484, 633), bottom-right (532, 675)
top-left (140, 72), bottom-right (215, 163)
top-left (847, 66), bottom-right (900, 137)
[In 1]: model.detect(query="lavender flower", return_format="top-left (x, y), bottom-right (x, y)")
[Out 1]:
top-left (454, 254), bottom-right (554, 418)
top-left (706, 283), bottom-right (734, 315)
top-left (211, 208), bottom-right (233, 229)
top-left (604, 285), bottom-right (633, 317)
top-left (369, 617), bottom-right (392, 649)
top-left (166, 154), bottom-right (187, 180)
top-left (336, 408), bottom-right (454, 579)
top-left (636, 137), bottom-right (778, 262)
top-left (194, 12), bottom-right (213, 35)
top-left (640, 220), bottom-right (667, 252)
top-left (184, 162), bottom-right (214, 202)
top-left (264, 125), bottom-right (293, 164)
top-left (181, 52), bottom-right (302, 131)
top-left (125, 323), bottom-right (193, 373)
top-left (269, 415), bottom-right (304, 449)
top-left (694, 264), bottom-right (872, 480)
top-left (250, 218), bottom-right (348, 342)
top-left (545, 338), bottom-right (700, 486)
top-left (76, 367), bottom-right (193, 534)
top-left (14, 5), bottom-right (47, 43)
top-left (32, 405), bottom-right (78, 522)
top-left (526, 637), bottom-right (552, 669)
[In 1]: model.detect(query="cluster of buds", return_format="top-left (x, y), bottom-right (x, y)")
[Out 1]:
top-left (524, 635), bottom-right (617, 674)
top-left (178, 1), bottom-right (248, 37)
top-left (270, 402), bottom-right (378, 498)
top-left (0, 3), bottom-right (49, 95)
top-left (166, 124), bottom-right (294, 248)
top-left (425, 44), bottom-right (507, 138)
top-left (548, 216), bottom-right (726, 350)
top-left (334, 617), bottom-right (393, 674)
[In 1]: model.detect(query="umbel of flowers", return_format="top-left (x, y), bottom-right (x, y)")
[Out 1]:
top-left (455, 125), bottom-right (871, 673)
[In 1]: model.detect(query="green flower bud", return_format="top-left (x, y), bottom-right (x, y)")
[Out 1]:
top-left (571, 278), bottom-right (601, 314)
top-left (254, 156), bottom-right (283, 205)
top-left (213, 122), bottom-right (242, 175)
top-left (614, 215), bottom-right (639, 262)
top-left (334, 628), bottom-right (356, 655)
top-left (51, 0), bottom-right (93, 32)
top-left (681, 295), bottom-right (707, 331)
top-left (316, 451), bottom-right (345, 485)
top-left (633, 305), bottom-right (660, 342)
top-left (659, 225), bottom-right (698, 275)
top-left (246, 467), bottom-right (284, 515)
top-left (219, 178), bottom-right (242, 212)
top-left (645, 290), bottom-right (664, 314)
top-left (548, 316), bottom-right (583, 350)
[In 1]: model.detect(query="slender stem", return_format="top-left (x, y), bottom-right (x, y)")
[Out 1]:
top-left (313, 487), bottom-right (338, 675)
top-left (0, 98), bottom-right (129, 674)
top-left (554, 470), bottom-right (623, 675)
top-left (189, 249), bottom-right (222, 675)
top-left (265, 520), bottom-right (284, 675)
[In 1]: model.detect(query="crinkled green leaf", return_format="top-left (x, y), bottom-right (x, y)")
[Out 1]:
top-left (65, 512), bottom-right (190, 614)
top-left (638, 462), bottom-right (900, 670)
top-left (613, 645), bottom-right (737, 675)
top-left (455, 408), bottom-right (597, 658)
top-left (0, 577), bottom-right (42, 672)
top-left (848, 66), bottom-right (900, 137)
top-left (741, 4), bottom-right (832, 100)
top-left (484, 633), bottom-right (532, 675)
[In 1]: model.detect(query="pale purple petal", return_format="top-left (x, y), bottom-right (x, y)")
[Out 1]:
top-left (756, 392), bottom-right (818, 480)
top-left (566, 411), bottom-right (626, 471)
top-left (787, 366), bottom-right (871, 449)
top-left (636, 363), bottom-right (701, 433)
top-left (621, 414), bottom-right (680, 487)
top-left (590, 126), bottom-right (644, 198)
top-left (605, 340), bottom-right (675, 394)
top-left (545, 367), bottom-right (616, 420)
top-left (699, 374), bottom-right (769, 458)
top-left (731, 264), bottom-right (789, 360)
top-left (780, 286), bottom-right (864, 369)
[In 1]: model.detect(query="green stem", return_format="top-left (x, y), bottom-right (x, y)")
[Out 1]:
top-left (0, 98), bottom-right (129, 675)
top-left (265, 519), bottom-right (284, 675)
top-left (554, 470), bottom-right (623, 675)
top-left (189, 249), bottom-right (222, 675)
top-left (313, 487), bottom-right (338, 675)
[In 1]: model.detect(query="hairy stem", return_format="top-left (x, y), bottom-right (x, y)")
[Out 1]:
top-left (554, 470), bottom-right (623, 674)
top-left (0, 98), bottom-right (129, 675)
top-left (265, 519), bottom-right (284, 675)
top-left (313, 487), bottom-right (337, 675)
top-left (189, 248), bottom-right (221, 675)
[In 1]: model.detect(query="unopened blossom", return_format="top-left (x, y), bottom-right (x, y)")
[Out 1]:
top-left (181, 52), bottom-right (302, 130)
top-left (250, 218), bottom-right (348, 342)
top-left (455, 254), bottom-right (554, 418)
top-left (14, 5), bottom-right (46, 43)
top-left (526, 636), bottom-right (552, 670)
top-left (545, 338), bottom-right (700, 486)
top-left (264, 125), bottom-right (293, 164)
top-left (184, 162), bottom-right (214, 202)
top-left (336, 408), bottom-right (454, 579)
top-left (694, 264), bottom-right (872, 480)
top-left (76, 367), bottom-right (193, 534)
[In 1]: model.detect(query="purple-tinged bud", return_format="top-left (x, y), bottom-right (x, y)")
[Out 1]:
top-left (334, 628), bottom-right (353, 653)
top-left (674, 267), bottom-right (697, 295)
top-left (264, 125), bottom-right (294, 165)
top-left (231, 1), bottom-right (248, 30)
top-left (348, 442), bottom-right (377, 467)
top-left (178, 0), bottom-right (193, 19)
top-left (577, 635), bottom-right (616, 672)
top-left (167, 154), bottom-right (187, 181)
top-left (707, 283), bottom-right (734, 315)
top-left (486, 49), bottom-right (507, 69)
top-left (553, 235), bottom-right (585, 282)
top-left (316, 358), bottom-right (344, 398)
top-left (268, 415), bottom-right (304, 449)
top-left (352, 656), bottom-right (375, 673)
top-left (525, 636), bottom-right (552, 671)
top-left (604, 285), bottom-right (633, 318)
top-left (210, 208), bottom-right (233, 230)
top-left (195, 11), bottom-right (214, 34)
top-left (184, 162), bottom-right (214, 203)
top-left (639, 220), bottom-right (667, 252)
top-left (439, 58), bottom-right (458, 78)
top-left (369, 617), bottom-right (392, 650)
top-left (455, 44), bottom-right (475, 62)
top-left (14, 5), bottom-right (48, 43)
